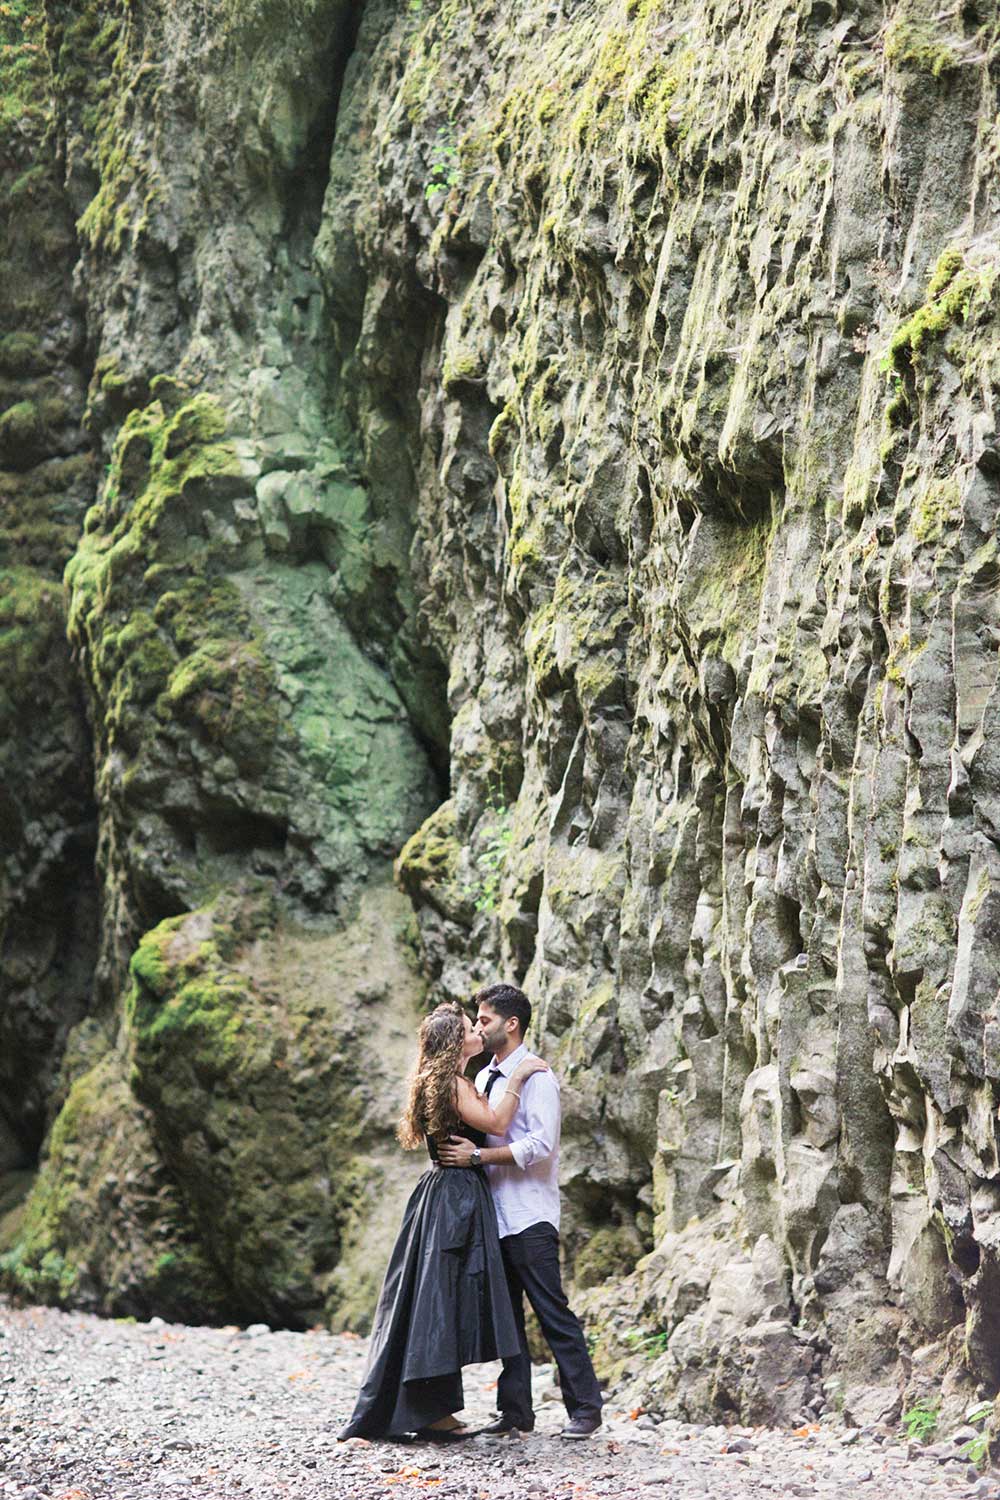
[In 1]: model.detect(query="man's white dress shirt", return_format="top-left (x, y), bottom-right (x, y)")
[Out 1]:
top-left (475, 1042), bottom-right (561, 1239)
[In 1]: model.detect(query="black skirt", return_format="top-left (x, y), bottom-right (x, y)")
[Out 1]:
top-left (340, 1164), bottom-right (521, 1438)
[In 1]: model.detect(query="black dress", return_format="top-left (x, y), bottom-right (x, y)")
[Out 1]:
top-left (339, 1126), bottom-right (521, 1438)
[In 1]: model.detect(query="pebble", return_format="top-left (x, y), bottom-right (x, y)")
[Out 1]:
top-left (0, 1300), bottom-right (997, 1500)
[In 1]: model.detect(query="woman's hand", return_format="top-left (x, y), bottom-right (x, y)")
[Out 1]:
top-left (512, 1056), bottom-right (549, 1083)
top-left (453, 1056), bottom-right (550, 1136)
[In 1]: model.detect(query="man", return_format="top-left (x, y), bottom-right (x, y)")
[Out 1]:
top-left (438, 981), bottom-right (603, 1440)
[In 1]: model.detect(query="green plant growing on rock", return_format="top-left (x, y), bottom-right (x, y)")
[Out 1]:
top-left (961, 1403), bottom-right (992, 1468)
top-left (622, 1327), bottom-right (670, 1357)
top-left (425, 126), bottom-right (460, 201)
top-left (901, 1399), bottom-right (939, 1443)
top-left (469, 788), bottom-right (514, 914)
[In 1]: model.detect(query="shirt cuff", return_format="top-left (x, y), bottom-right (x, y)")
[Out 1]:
top-left (509, 1137), bottom-right (534, 1170)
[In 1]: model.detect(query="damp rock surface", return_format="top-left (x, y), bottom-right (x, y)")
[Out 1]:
top-left (0, 1303), bottom-right (995, 1500)
top-left (4, 0), bottom-right (1000, 1445)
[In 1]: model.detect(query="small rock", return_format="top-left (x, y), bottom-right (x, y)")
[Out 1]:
top-left (245, 1323), bottom-right (271, 1338)
top-left (841, 1430), bottom-right (861, 1446)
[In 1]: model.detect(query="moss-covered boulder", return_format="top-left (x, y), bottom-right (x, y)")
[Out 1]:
top-left (2, 881), bottom-right (426, 1326)
top-left (0, 1048), bottom-right (230, 1319)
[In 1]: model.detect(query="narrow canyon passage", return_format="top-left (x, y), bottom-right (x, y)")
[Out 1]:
top-left (4, 0), bottom-right (1000, 1460)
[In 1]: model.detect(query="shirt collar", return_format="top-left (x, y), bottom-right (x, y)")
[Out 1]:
top-left (492, 1042), bottom-right (527, 1076)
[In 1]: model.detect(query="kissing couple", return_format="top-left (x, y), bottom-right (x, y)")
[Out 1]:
top-left (339, 982), bottom-right (603, 1442)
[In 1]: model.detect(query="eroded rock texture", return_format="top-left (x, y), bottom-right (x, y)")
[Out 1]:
top-left (335, 0), bottom-right (1000, 1427)
top-left (3, 0), bottom-right (1000, 1432)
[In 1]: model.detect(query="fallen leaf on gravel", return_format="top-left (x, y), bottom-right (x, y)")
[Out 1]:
top-left (629, 1409), bottom-right (645, 1420)
top-left (55, 1490), bottom-right (90, 1499)
top-left (793, 1424), bottom-right (821, 1436)
top-left (383, 1467), bottom-right (443, 1488)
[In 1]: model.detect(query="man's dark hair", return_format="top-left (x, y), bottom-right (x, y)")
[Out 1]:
top-left (473, 981), bottom-right (532, 1037)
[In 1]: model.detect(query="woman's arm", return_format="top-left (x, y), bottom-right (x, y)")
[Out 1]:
top-left (454, 1060), bottom-right (548, 1135)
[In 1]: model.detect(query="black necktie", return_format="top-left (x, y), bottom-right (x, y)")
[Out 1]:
top-left (484, 1068), bottom-right (504, 1097)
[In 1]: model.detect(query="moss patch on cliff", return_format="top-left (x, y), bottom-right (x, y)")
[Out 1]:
top-left (396, 798), bottom-right (475, 925)
top-left (63, 391), bottom-right (287, 917)
top-left (123, 883), bottom-right (425, 1326)
top-left (0, 1), bottom-right (52, 148)
top-left (886, 255), bottom-right (997, 376)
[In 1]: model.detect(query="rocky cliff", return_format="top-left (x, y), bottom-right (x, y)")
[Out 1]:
top-left (2, 0), bottom-right (1000, 1435)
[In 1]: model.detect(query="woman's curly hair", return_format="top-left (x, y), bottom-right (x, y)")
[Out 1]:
top-left (397, 1002), bottom-right (466, 1149)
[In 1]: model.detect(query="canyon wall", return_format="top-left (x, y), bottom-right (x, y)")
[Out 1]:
top-left (3, 0), bottom-right (1000, 1431)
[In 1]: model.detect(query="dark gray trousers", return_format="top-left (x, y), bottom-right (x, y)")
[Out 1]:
top-left (496, 1221), bottom-right (603, 1426)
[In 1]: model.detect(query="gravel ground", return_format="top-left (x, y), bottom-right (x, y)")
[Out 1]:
top-left (2, 1300), bottom-right (999, 1500)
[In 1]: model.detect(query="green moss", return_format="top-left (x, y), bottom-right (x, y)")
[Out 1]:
top-left (912, 477), bottom-right (962, 545)
top-left (395, 799), bottom-right (464, 901)
top-left (47, 2), bottom-right (157, 255)
top-left (160, 638), bottom-right (279, 771)
top-left (885, 380), bottom-right (911, 431)
top-left (0, 332), bottom-right (45, 376)
top-left (0, 1), bottom-right (51, 147)
top-left (886, 260), bottom-right (996, 375)
top-left (884, 18), bottom-right (960, 78)
top-left (65, 392), bottom-right (279, 776)
top-left (0, 399), bottom-right (42, 457)
top-left (0, 568), bottom-right (65, 722)
top-left (927, 246), bottom-right (965, 301)
top-left (114, 888), bottom-right (425, 1326)
top-left (0, 1049), bottom-right (233, 1320)
top-left (573, 1224), bottom-right (642, 1289)
top-left (441, 345), bottom-right (485, 391)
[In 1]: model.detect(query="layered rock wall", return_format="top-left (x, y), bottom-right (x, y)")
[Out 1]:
top-left (3, 0), bottom-right (1000, 1431)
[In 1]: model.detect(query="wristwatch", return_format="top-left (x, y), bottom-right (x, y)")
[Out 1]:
top-left (470, 1148), bottom-right (482, 1167)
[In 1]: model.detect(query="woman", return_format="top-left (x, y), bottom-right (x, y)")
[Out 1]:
top-left (339, 1002), bottom-right (548, 1441)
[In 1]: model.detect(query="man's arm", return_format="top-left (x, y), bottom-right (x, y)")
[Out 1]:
top-left (507, 1071), bottom-right (559, 1169)
top-left (437, 1139), bottom-right (516, 1167)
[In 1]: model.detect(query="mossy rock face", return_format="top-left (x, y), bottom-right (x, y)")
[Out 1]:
top-left (0, 0), bottom-right (99, 1189)
top-left (64, 391), bottom-right (440, 997)
top-left (311, 0), bottom-right (1000, 1425)
top-left (573, 1224), bottom-right (645, 1291)
top-left (0, 0), bottom-right (448, 1335)
top-left (4, 881), bottom-right (427, 1325)
top-left (0, 1051), bottom-right (232, 1320)
top-left (0, 571), bottom-right (96, 1178)
top-left (12, 0), bottom-right (1000, 1426)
